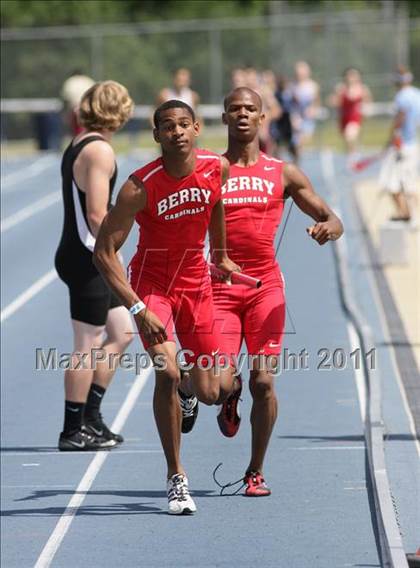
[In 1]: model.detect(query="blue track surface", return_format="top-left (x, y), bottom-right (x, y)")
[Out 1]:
top-left (1, 150), bottom-right (417, 567)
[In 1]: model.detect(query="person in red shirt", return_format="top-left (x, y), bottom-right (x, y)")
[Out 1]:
top-left (211, 87), bottom-right (343, 497)
top-left (94, 99), bottom-right (239, 515)
top-left (328, 67), bottom-right (372, 154)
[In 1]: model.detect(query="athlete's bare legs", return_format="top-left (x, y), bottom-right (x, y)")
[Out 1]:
top-left (216, 373), bottom-right (240, 404)
top-left (91, 306), bottom-right (133, 389)
top-left (343, 122), bottom-right (360, 155)
top-left (150, 343), bottom-right (236, 477)
top-left (148, 342), bottom-right (184, 478)
top-left (64, 320), bottom-right (106, 402)
top-left (391, 192), bottom-right (411, 219)
top-left (179, 364), bottom-right (236, 404)
top-left (179, 371), bottom-right (193, 396)
top-left (247, 367), bottom-right (278, 473)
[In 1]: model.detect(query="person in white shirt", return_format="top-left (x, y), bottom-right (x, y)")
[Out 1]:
top-left (379, 66), bottom-right (420, 222)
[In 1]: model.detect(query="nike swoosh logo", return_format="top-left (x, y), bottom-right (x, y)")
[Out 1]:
top-left (211, 348), bottom-right (220, 356)
top-left (68, 407), bottom-right (80, 413)
top-left (264, 166), bottom-right (275, 171)
top-left (93, 391), bottom-right (103, 398)
top-left (88, 426), bottom-right (103, 436)
top-left (204, 170), bottom-right (214, 178)
top-left (69, 440), bottom-right (85, 448)
top-left (268, 342), bottom-right (280, 348)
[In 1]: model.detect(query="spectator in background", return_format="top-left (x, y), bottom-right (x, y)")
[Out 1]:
top-left (290, 61), bottom-right (320, 162)
top-left (157, 68), bottom-right (200, 111)
top-left (379, 66), bottom-right (420, 224)
top-left (61, 70), bottom-right (95, 136)
top-left (34, 111), bottom-right (63, 151)
top-left (240, 66), bottom-right (281, 152)
top-left (270, 74), bottom-right (297, 161)
top-left (328, 67), bottom-right (372, 155)
top-left (231, 67), bottom-right (247, 89)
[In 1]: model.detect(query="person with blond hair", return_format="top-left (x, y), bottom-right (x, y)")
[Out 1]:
top-left (55, 81), bottom-right (135, 451)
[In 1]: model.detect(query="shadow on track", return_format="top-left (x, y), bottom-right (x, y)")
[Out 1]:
top-left (2, 489), bottom-right (218, 517)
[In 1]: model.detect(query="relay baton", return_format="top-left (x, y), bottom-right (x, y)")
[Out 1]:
top-left (209, 264), bottom-right (262, 288)
top-left (351, 137), bottom-right (401, 173)
top-left (350, 152), bottom-right (384, 172)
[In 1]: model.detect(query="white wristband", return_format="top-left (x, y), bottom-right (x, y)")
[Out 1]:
top-left (129, 301), bottom-right (146, 315)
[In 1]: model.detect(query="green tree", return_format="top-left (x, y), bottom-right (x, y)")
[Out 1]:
top-left (1, 0), bottom-right (266, 27)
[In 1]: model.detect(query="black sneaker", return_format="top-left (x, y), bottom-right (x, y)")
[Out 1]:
top-left (178, 390), bottom-right (199, 434)
top-left (58, 429), bottom-right (102, 451)
top-left (84, 414), bottom-right (123, 446)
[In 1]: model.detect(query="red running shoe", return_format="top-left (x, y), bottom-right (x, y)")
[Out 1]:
top-left (244, 471), bottom-right (271, 497)
top-left (217, 377), bottom-right (242, 437)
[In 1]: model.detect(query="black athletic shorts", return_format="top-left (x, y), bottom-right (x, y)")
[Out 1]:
top-left (57, 265), bottom-right (122, 326)
top-left (68, 274), bottom-right (122, 326)
top-left (55, 242), bottom-right (123, 325)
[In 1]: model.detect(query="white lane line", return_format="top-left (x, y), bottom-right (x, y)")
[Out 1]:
top-left (2, 483), bottom-right (143, 489)
top-left (287, 446), bottom-right (364, 451)
top-left (34, 368), bottom-right (152, 568)
top-left (2, 449), bottom-right (162, 457)
top-left (320, 148), bottom-right (335, 191)
top-left (2, 155), bottom-right (56, 190)
top-left (1, 269), bottom-right (58, 323)
top-left (1, 191), bottom-right (61, 233)
top-left (3, 485), bottom-right (80, 489)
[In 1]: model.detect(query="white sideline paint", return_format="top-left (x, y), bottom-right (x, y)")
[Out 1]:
top-left (0, 269), bottom-right (58, 322)
top-left (323, 148), bottom-right (419, 456)
top-left (347, 322), bottom-right (367, 422)
top-left (361, 243), bottom-right (420, 457)
top-left (33, 369), bottom-right (152, 568)
top-left (1, 191), bottom-right (61, 233)
top-left (2, 155), bottom-right (56, 191)
top-left (321, 149), bottom-right (411, 567)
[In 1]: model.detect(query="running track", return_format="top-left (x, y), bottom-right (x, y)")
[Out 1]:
top-left (1, 150), bottom-right (418, 567)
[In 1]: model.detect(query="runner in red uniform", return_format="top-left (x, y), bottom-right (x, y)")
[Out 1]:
top-left (214, 152), bottom-right (286, 360)
top-left (94, 100), bottom-right (239, 515)
top-left (328, 68), bottom-right (372, 154)
top-left (340, 89), bottom-right (363, 132)
top-left (212, 87), bottom-right (343, 496)
top-left (128, 148), bottom-right (226, 361)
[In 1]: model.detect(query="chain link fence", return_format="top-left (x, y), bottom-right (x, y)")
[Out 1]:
top-left (2, 9), bottom-right (419, 101)
top-left (1, 9), bottom-right (419, 145)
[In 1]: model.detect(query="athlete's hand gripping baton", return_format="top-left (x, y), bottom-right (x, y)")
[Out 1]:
top-left (209, 264), bottom-right (262, 289)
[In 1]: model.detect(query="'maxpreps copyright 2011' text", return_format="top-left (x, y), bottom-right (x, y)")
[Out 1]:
top-left (35, 347), bottom-right (376, 376)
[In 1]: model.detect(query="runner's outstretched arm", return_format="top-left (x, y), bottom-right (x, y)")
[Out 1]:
top-left (283, 162), bottom-right (344, 246)
top-left (94, 178), bottom-right (167, 343)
